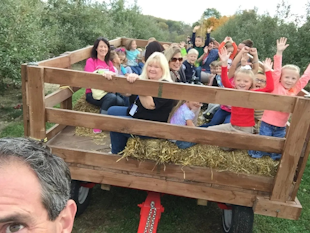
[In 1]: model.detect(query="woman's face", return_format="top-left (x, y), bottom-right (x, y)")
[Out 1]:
top-left (147, 62), bottom-right (163, 80)
top-left (169, 52), bottom-right (183, 71)
top-left (96, 40), bottom-right (108, 59)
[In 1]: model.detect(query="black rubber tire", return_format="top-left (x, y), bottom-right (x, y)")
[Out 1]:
top-left (70, 180), bottom-right (93, 217)
top-left (222, 205), bottom-right (254, 233)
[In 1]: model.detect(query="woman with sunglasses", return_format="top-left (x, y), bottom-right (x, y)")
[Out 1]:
top-left (164, 46), bottom-right (187, 83)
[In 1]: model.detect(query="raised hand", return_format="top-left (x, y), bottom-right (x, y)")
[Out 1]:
top-left (276, 37), bottom-right (289, 55)
top-left (224, 36), bottom-right (232, 43)
top-left (263, 58), bottom-right (273, 72)
top-left (249, 48), bottom-right (257, 56)
top-left (193, 25), bottom-right (200, 32)
top-left (241, 53), bottom-right (249, 66)
top-left (218, 47), bottom-right (232, 63)
top-left (207, 26), bottom-right (213, 33)
top-left (126, 73), bottom-right (139, 83)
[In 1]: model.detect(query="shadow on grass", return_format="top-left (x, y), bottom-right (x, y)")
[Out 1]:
top-left (73, 186), bottom-right (222, 233)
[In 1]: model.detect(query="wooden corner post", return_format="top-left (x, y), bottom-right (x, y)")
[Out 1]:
top-left (27, 66), bottom-right (46, 140)
top-left (271, 98), bottom-right (310, 201)
top-left (21, 64), bottom-right (30, 136)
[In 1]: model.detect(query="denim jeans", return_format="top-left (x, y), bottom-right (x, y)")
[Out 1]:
top-left (175, 140), bottom-right (196, 149)
top-left (196, 66), bottom-right (202, 82)
top-left (130, 62), bottom-right (144, 75)
top-left (201, 108), bottom-right (231, 128)
top-left (108, 106), bottom-right (152, 154)
top-left (86, 92), bottom-right (127, 113)
top-left (248, 121), bottom-right (286, 160)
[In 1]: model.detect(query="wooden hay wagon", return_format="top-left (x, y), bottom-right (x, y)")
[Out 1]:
top-left (21, 37), bottom-right (310, 233)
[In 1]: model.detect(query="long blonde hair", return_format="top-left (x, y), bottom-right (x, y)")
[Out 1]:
top-left (139, 52), bottom-right (172, 82)
top-left (168, 100), bottom-right (186, 123)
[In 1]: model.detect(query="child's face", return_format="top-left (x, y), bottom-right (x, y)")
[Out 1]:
top-left (187, 101), bottom-right (202, 111)
top-left (131, 41), bottom-right (137, 50)
top-left (253, 73), bottom-right (266, 89)
top-left (195, 38), bottom-right (203, 47)
top-left (226, 46), bottom-right (234, 54)
top-left (215, 66), bottom-right (221, 75)
top-left (208, 42), bottom-right (214, 51)
top-left (187, 54), bottom-right (198, 64)
top-left (179, 41), bottom-right (185, 48)
top-left (210, 66), bottom-right (216, 74)
top-left (235, 73), bottom-right (253, 90)
top-left (280, 68), bottom-right (299, 90)
top-left (118, 53), bottom-right (126, 63)
top-left (112, 54), bottom-right (121, 65)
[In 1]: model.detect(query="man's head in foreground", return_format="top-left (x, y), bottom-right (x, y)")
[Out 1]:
top-left (0, 138), bottom-right (77, 233)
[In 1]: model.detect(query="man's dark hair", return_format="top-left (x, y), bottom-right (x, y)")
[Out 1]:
top-left (0, 138), bottom-right (71, 221)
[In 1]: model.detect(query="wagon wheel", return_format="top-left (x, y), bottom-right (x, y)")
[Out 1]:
top-left (222, 205), bottom-right (254, 233)
top-left (70, 180), bottom-right (93, 217)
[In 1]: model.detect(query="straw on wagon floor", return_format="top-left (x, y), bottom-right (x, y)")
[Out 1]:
top-left (73, 97), bottom-right (108, 144)
top-left (120, 137), bottom-right (279, 177)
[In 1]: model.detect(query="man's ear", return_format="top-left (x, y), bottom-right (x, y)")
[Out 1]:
top-left (58, 200), bottom-right (77, 233)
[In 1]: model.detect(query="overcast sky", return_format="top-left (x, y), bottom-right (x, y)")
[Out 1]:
top-left (120, 0), bottom-right (309, 25)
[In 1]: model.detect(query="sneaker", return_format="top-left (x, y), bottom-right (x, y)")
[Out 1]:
top-left (93, 129), bottom-right (102, 134)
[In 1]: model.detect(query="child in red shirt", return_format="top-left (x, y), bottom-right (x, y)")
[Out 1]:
top-left (207, 47), bottom-right (274, 135)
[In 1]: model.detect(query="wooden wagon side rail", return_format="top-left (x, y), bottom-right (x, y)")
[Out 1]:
top-left (46, 107), bottom-right (284, 153)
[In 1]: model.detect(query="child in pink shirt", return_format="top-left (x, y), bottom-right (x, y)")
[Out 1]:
top-left (249, 37), bottom-right (310, 160)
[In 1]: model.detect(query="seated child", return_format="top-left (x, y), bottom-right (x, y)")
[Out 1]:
top-left (115, 47), bottom-right (132, 74)
top-left (182, 48), bottom-right (199, 83)
top-left (249, 37), bottom-right (310, 160)
top-left (206, 47), bottom-right (274, 142)
top-left (169, 100), bottom-right (202, 149)
top-left (125, 39), bottom-right (144, 75)
top-left (110, 50), bottom-right (127, 76)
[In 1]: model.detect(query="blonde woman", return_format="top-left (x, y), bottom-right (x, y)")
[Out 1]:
top-left (108, 52), bottom-right (177, 154)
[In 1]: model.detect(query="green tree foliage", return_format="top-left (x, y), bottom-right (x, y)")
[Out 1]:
top-left (0, 0), bottom-right (190, 90)
top-left (203, 8), bottom-right (221, 19)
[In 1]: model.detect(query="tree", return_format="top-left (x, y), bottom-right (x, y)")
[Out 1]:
top-left (203, 8), bottom-right (221, 19)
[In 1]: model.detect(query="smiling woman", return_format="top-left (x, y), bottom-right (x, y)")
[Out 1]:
top-left (84, 37), bottom-right (129, 133)
top-left (107, 52), bottom-right (177, 154)
top-left (164, 46), bottom-right (187, 83)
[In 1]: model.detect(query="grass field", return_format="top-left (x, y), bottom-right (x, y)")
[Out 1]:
top-left (1, 86), bottom-right (310, 233)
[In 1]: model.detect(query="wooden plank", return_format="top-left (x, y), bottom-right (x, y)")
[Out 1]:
top-left (50, 146), bottom-right (274, 192)
top-left (271, 98), bottom-right (310, 201)
top-left (108, 37), bottom-right (122, 47)
top-left (46, 108), bottom-right (284, 153)
top-left (121, 38), bottom-right (171, 48)
top-left (45, 88), bottom-right (73, 107)
top-left (69, 46), bottom-right (92, 65)
top-left (38, 55), bottom-right (70, 68)
top-left (69, 166), bottom-right (257, 207)
top-left (290, 130), bottom-right (310, 200)
top-left (60, 96), bottom-right (72, 110)
top-left (43, 67), bottom-right (296, 113)
top-left (21, 64), bottom-right (30, 137)
top-left (253, 197), bottom-right (302, 220)
top-left (46, 124), bottom-right (67, 140)
top-left (27, 66), bottom-right (46, 140)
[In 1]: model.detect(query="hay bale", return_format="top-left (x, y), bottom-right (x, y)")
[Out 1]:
top-left (73, 97), bottom-right (108, 142)
top-left (121, 137), bottom-right (279, 177)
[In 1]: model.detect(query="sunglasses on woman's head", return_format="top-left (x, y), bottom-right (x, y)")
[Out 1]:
top-left (170, 57), bottom-right (183, 62)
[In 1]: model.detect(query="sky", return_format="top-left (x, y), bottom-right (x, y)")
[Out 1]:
top-left (121, 0), bottom-right (309, 25)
